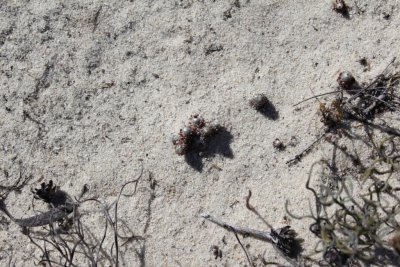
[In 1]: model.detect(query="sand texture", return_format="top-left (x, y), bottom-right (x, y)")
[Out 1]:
top-left (1, 0), bottom-right (400, 266)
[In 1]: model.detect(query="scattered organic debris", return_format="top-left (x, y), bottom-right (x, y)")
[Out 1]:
top-left (202, 190), bottom-right (303, 266)
top-left (0, 166), bottom-right (146, 266)
top-left (0, 180), bottom-right (75, 228)
top-left (286, 134), bottom-right (327, 166)
top-left (172, 114), bottom-right (220, 155)
top-left (337, 71), bottom-right (357, 90)
top-left (201, 213), bottom-right (301, 265)
top-left (286, 139), bottom-right (400, 265)
top-left (285, 58), bottom-right (400, 265)
top-left (319, 99), bottom-right (344, 128)
top-left (288, 57), bottom-right (400, 165)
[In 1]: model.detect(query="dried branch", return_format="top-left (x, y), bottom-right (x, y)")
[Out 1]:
top-left (200, 213), bottom-right (301, 266)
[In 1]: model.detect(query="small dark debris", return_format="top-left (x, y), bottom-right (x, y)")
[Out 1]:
top-left (205, 44), bottom-right (223, 55)
top-left (323, 246), bottom-right (348, 266)
top-left (359, 57), bottom-right (368, 67)
top-left (273, 139), bottom-right (285, 150)
top-left (249, 94), bottom-right (269, 110)
top-left (211, 245), bottom-right (223, 259)
top-left (332, 0), bottom-right (349, 18)
top-left (249, 94), bottom-right (279, 120)
top-left (382, 12), bottom-right (391, 20)
top-left (223, 9), bottom-right (232, 20)
top-left (222, 236), bottom-right (227, 245)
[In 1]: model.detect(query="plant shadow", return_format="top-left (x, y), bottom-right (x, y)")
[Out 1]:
top-left (259, 100), bottom-right (279, 120)
top-left (184, 127), bottom-right (234, 172)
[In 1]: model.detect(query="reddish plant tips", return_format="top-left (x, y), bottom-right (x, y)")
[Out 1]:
top-left (172, 114), bottom-right (220, 155)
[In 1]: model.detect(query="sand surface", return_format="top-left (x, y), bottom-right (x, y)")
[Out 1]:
top-left (1, 0), bottom-right (400, 266)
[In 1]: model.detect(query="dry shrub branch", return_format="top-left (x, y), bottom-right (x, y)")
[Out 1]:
top-left (287, 58), bottom-right (400, 266)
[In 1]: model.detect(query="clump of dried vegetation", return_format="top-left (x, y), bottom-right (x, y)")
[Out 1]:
top-left (0, 164), bottom-right (149, 267)
top-left (286, 58), bottom-right (400, 266)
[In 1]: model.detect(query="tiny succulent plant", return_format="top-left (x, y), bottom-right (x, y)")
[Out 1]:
top-left (172, 114), bottom-right (220, 155)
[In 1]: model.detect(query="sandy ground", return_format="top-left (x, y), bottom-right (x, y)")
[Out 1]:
top-left (1, 0), bottom-right (400, 266)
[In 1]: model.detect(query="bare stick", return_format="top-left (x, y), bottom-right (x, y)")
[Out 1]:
top-left (201, 213), bottom-right (273, 241)
top-left (200, 213), bottom-right (300, 266)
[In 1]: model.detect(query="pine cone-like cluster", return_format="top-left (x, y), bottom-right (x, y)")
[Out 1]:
top-left (270, 226), bottom-right (299, 258)
top-left (33, 180), bottom-right (71, 209)
top-left (172, 114), bottom-right (220, 155)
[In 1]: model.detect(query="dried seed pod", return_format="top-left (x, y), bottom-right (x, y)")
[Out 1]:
top-left (332, 0), bottom-right (347, 14)
top-left (249, 94), bottom-right (269, 110)
top-left (190, 114), bottom-right (205, 128)
top-left (181, 127), bottom-right (193, 137)
top-left (191, 116), bottom-right (202, 126)
top-left (337, 71), bottom-right (355, 89)
top-left (273, 138), bottom-right (285, 150)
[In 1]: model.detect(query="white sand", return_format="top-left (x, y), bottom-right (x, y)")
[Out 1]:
top-left (1, 0), bottom-right (399, 266)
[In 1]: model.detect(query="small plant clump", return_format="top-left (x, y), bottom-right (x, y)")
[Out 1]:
top-left (172, 114), bottom-right (220, 155)
top-left (332, 0), bottom-right (349, 17)
top-left (249, 94), bottom-right (270, 110)
top-left (319, 100), bottom-right (344, 128)
top-left (289, 58), bottom-right (400, 165)
top-left (337, 66), bottom-right (399, 119)
top-left (320, 67), bottom-right (399, 130)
